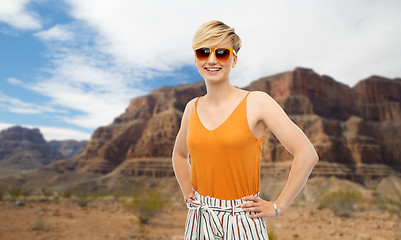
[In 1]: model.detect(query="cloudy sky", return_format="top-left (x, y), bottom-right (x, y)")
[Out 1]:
top-left (0, 0), bottom-right (400, 141)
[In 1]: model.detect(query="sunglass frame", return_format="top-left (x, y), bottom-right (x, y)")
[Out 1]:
top-left (194, 47), bottom-right (236, 62)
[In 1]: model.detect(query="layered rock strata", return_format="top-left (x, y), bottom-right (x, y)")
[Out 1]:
top-left (49, 140), bottom-right (87, 159)
top-left (0, 126), bottom-right (65, 169)
top-left (75, 67), bottom-right (401, 180)
top-left (3, 67), bottom-right (400, 190)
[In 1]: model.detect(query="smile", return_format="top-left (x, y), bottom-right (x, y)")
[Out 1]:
top-left (205, 67), bottom-right (222, 72)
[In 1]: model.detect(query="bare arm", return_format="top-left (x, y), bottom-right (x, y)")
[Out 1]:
top-left (242, 91), bottom-right (319, 217)
top-left (172, 99), bottom-right (196, 202)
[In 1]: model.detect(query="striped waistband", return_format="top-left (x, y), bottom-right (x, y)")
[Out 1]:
top-left (186, 191), bottom-right (261, 239)
top-left (191, 191), bottom-right (260, 209)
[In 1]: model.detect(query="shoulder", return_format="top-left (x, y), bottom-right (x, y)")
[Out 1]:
top-left (182, 97), bottom-right (200, 121)
top-left (247, 91), bottom-right (284, 121)
top-left (184, 97), bottom-right (198, 112)
top-left (247, 91), bottom-right (276, 106)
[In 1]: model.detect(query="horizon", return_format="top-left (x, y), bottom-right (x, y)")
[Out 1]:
top-left (1, 0), bottom-right (400, 140)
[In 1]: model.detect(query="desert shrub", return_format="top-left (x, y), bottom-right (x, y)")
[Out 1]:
top-left (268, 230), bottom-right (279, 240)
top-left (113, 189), bottom-right (124, 198)
top-left (75, 194), bottom-right (90, 208)
top-left (318, 189), bottom-right (362, 217)
top-left (60, 189), bottom-right (72, 199)
top-left (392, 192), bottom-right (401, 212)
top-left (71, 190), bottom-right (91, 208)
top-left (21, 188), bottom-right (33, 197)
top-left (8, 187), bottom-right (22, 199)
top-left (32, 217), bottom-right (47, 231)
top-left (125, 187), bottom-right (168, 224)
top-left (41, 188), bottom-right (53, 197)
top-left (0, 187), bottom-right (4, 200)
top-left (377, 191), bottom-right (401, 216)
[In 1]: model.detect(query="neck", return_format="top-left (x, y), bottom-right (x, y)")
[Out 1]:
top-left (204, 78), bottom-right (236, 104)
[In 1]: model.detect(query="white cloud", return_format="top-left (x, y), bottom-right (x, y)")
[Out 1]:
top-left (39, 125), bottom-right (91, 141)
top-left (29, 49), bottom-right (146, 129)
top-left (0, 122), bottom-right (90, 141)
top-left (66, 0), bottom-right (195, 71)
top-left (34, 24), bottom-right (74, 41)
top-left (64, 0), bottom-right (401, 87)
top-left (0, 91), bottom-right (59, 114)
top-left (0, 123), bottom-right (13, 130)
top-left (5, 0), bottom-right (400, 134)
top-left (0, 0), bottom-right (42, 30)
top-left (7, 77), bottom-right (24, 85)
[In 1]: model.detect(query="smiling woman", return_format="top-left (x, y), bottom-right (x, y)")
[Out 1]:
top-left (172, 20), bottom-right (319, 239)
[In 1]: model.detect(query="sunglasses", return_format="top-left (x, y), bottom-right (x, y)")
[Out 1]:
top-left (194, 47), bottom-right (236, 62)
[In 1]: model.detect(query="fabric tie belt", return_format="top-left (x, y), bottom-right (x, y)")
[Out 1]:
top-left (187, 200), bottom-right (248, 240)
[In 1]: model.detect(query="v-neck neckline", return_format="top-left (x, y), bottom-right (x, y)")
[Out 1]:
top-left (195, 92), bottom-right (250, 131)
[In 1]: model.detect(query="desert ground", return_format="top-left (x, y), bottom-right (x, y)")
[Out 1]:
top-left (1, 175), bottom-right (400, 240)
top-left (0, 198), bottom-right (400, 240)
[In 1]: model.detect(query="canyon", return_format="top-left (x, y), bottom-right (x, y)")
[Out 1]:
top-left (1, 67), bottom-right (400, 191)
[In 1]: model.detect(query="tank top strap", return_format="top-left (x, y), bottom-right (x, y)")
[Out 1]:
top-left (195, 96), bottom-right (201, 104)
top-left (245, 91), bottom-right (251, 99)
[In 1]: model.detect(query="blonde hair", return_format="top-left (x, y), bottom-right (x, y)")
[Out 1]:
top-left (192, 20), bottom-right (242, 54)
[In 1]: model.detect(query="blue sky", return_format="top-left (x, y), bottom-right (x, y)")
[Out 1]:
top-left (1, 0), bottom-right (400, 140)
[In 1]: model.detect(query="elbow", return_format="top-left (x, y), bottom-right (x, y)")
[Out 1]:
top-left (294, 148), bottom-right (319, 168)
top-left (301, 146), bottom-right (319, 167)
top-left (314, 152), bottom-right (319, 165)
top-left (311, 148), bottom-right (319, 166)
top-left (305, 141), bottom-right (319, 165)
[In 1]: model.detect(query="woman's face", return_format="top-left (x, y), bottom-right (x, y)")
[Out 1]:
top-left (194, 41), bottom-right (237, 84)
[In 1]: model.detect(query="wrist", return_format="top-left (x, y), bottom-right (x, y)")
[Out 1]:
top-left (184, 189), bottom-right (195, 203)
top-left (184, 194), bottom-right (191, 202)
top-left (274, 200), bottom-right (286, 216)
top-left (273, 201), bottom-right (279, 217)
top-left (185, 195), bottom-right (191, 203)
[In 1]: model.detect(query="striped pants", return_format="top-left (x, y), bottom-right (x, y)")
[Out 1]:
top-left (184, 191), bottom-right (269, 240)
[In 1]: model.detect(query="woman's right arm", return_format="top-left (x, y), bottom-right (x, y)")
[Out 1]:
top-left (172, 99), bottom-right (196, 202)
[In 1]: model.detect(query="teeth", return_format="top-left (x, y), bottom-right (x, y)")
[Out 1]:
top-left (206, 68), bottom-right (220, 72)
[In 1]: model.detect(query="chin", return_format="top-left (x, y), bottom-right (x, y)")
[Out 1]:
top-left (203, 76), bottom-right (228, 84)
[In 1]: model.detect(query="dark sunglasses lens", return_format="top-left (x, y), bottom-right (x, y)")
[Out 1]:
top-left (215, 48), bottom-right (230, 61)
top-left (196, 48), bottom-right (211, 60)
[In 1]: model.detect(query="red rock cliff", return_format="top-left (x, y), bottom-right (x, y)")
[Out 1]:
top-left (0, 126), bottom-right (65, 169)
top-left (77, 67), bottom-right (401, 175)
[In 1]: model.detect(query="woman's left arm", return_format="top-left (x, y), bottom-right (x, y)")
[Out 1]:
top-left (242, 91), bottom-right (319, 218)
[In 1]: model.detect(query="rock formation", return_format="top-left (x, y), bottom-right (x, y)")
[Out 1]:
top-left (76, 82), bottom-right (207, 175)
top-left (73, 67), bottom-right (400, 180)
top-left (246, 69), bottom-right (401, 169)
top-left (0, 126), bottom-right (65, 169)
top-left (48, 140), bottom-right (88, 159)
top-left (2, 67), bottom-right (400, 191)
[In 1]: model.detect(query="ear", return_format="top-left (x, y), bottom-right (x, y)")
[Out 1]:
top-left (232, 55), bottom-right (238, 68)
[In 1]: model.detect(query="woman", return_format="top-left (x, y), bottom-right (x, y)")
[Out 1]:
top-left (172, 20), bottom-right (319, 239)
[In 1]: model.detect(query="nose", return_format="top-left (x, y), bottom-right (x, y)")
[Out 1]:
top-left (207, 51), bottom-right (218, 64)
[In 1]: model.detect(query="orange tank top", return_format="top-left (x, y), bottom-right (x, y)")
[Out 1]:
top-left (187, 92), bottom-right (265, 200)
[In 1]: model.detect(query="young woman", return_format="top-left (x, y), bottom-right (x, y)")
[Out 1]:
top-left (172, 20), bottom-right (319, 239)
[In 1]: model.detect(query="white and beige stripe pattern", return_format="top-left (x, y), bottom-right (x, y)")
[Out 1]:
top-left (184, 191), bottom-right (269, 240)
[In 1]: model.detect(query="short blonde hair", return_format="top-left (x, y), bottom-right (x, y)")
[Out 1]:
top-left (192, 20), bottom-right (242, 54)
